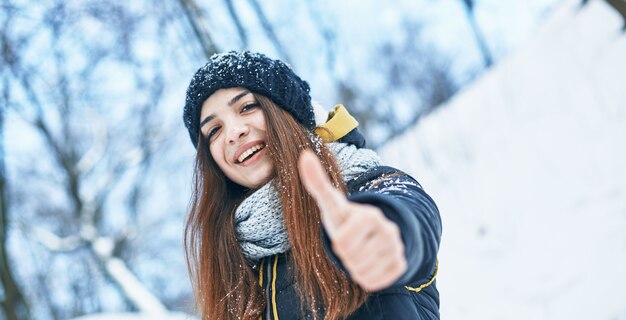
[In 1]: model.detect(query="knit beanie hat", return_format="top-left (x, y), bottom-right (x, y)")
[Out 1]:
top-left (183, 51), bottom-right (315, 148)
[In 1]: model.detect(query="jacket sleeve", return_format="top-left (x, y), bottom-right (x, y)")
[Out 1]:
top-left (322, 166), bottom-right (442, 287)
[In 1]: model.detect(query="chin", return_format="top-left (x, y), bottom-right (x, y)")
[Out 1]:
top-left (235, 162), bottom-right (274, 188)
top-left (250, 176), bottom-right (272, 188)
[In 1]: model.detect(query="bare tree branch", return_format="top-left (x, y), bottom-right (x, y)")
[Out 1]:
top-left (177, 0), bottom-right (219, 59)
top-left (246, 0), bottom-right (291, 63)
top-left (224, 0), bottom-right (249, 48)
top-left (460, 0), bottom-right (493, 68)
top-left (76, 109), bottom-right (108, 175)
top-left (304, 1), bottom-right (337, 72)
top-left (92, 238), bottom-right (168, 313)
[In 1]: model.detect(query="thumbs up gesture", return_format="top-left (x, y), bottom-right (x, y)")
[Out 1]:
top-left (298, 150), bottom-right (407, 292)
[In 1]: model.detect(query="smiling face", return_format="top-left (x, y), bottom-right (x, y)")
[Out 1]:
top-left (199, 87), bottom-right (273, 188)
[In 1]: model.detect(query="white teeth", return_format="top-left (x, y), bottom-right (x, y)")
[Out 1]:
top-left (237, 144), bottom-right (265, 163)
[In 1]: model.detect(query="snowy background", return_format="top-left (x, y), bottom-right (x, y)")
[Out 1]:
top-left (381, 0), bottom-right (626, 319)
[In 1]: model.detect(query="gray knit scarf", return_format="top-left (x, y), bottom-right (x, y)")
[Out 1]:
top-left (234, 142), bottom-right (382, 261)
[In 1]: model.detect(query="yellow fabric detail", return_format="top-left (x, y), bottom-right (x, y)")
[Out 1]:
top-left (272, 255), bottom-right (279, 320)
top-left (258, 258), bottom-right (264, 320)
top-left (314, 104), bottom-right (359, 143)
top-left (259, 258), bottom-right (264, 287)
top-left (405, 260), bottom-right (439, 293)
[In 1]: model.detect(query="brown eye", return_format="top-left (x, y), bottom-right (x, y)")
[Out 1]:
top-left (207, 126), bottom-right (221, 139)
top-left (241, 103), bottom-right (259, 112)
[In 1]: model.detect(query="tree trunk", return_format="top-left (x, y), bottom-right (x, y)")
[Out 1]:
top-left (0, 106), bottom-right (31, 320)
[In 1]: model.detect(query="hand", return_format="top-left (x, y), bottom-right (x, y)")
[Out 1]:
top-left (297, 150), bottom-right (407, 291)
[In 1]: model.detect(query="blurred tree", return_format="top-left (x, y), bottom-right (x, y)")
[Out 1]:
top-left (335, 22), bottom-right (458, 148)
top-left (304, 1), bottom-right (338, 72)
top-left (224, 0), bottom-right (249, 49)
top-left (2, 0), bottom-right (194, 318)
top-left (1, 106), bottom-right (30, 320)
top-left (246, 0), bottom-right (291, 63)
top-left (178, 0), bottom-right (219, 58)
top-left (2, 3), bottom-right (33, 319)
top-left (460, 0), bottom-right (493, 68)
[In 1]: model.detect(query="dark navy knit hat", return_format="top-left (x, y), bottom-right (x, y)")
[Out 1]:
top-left (183, 51), bottom-right (315, 148)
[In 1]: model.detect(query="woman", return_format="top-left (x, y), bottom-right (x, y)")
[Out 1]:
top-left (182, 51), bottom-right (441, 320)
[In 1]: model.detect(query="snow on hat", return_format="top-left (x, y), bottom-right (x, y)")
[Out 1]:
top-left (183, 51), bottom-right (315, 148)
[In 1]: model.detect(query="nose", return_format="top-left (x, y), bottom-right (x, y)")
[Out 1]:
top-left (227, 122), bottom-right (249, 144)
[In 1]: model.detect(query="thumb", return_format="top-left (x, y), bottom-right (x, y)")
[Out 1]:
top-left (297, 150), bottom-right (348, 232)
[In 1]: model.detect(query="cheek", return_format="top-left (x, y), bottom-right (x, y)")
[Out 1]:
top-left (209, 143), bottom-right (228, 171)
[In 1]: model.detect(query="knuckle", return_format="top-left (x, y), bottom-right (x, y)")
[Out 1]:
top-left (344, 248), bottom-right (360, 262)
top-left (340, 206), bottom-right (353, 220)
top-left (332, 229), bottom-right (350, 248)
top-left (367, 207), bottom-right (383, 220)
top-left (363, 213), bottom-right (378, 226)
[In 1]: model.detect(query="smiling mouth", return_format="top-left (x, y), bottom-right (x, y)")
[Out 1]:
top-left (237, 143), bottom-right (266, 164)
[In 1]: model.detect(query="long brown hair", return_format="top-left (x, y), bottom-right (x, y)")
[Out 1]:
top-left (184, 94), bottom-right (368, 319)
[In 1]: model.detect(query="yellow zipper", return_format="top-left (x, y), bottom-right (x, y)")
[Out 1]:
top-left (272, 255), bottom-right (279, 320)
top-left (258, 258), bottom-right (264, 320)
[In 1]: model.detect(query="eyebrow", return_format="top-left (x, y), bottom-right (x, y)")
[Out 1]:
top-left (200, 90), bottom-right (251, 128)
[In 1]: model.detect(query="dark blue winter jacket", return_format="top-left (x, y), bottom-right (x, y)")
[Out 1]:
top-left (254, 166), bottom-right (442, 319)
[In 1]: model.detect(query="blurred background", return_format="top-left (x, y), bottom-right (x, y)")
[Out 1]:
top-left (1, 0), bottom-right (625, 319)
